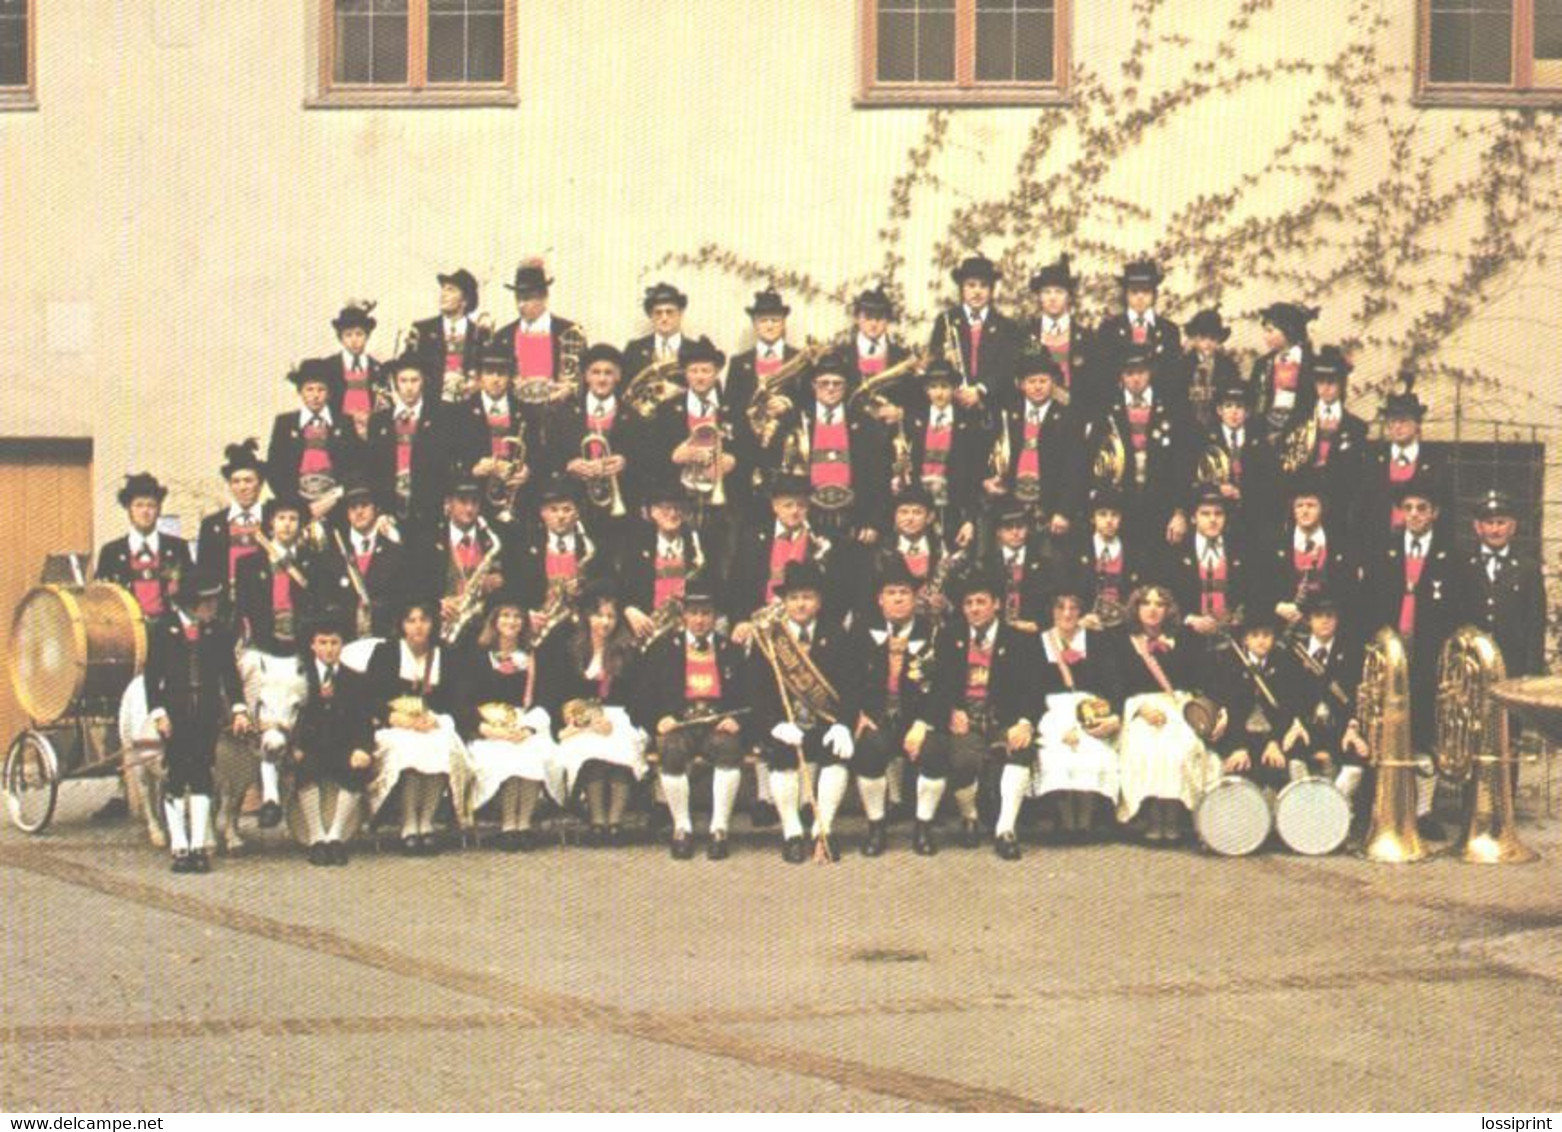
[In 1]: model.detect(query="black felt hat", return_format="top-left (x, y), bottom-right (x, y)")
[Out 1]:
top-left (952, 255), bottom-right (1000, 285)
top-left (745, 288), bottom-right (791, 318)
top-left (506, 260), bottom-right (553, 295)
top-left (642, 282), bottom-right (689, 313)
top-left (1028, 253), bottom-right (1077, 294)
top-left (331, 302), bottom-right (378, 333)
top-left (116, 472), bottom-right (168, 508)
top-left (437, 269), bottom-right (479, 311)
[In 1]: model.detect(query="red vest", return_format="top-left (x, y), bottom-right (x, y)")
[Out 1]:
top-left (342, 367), bottom-right (373, 419)
top-left (922, 419), bottom-right (952, 482)
top-left (227, 516), bottom-right (260, 582)
top-left (766, 530), bottom-right (809, 603)
top-left (1131, 320), bottom-right (1148, 345)
top-left (653, 543), bottom-right (687, 610)
top-left (1095, 552), bottom-right (1124, 606)
top-left (1127, 404), bottom-right (1152, 451)
top-left (453, 533), bottom-right (483, 573)
top-left (858, 348), bottom-right (886, 378)
top-left (1004, 559), bottom-right (1025, 622)
top-left (1293, 537), bottom-right (1326, 596)
top-left (394, 412), bottom-right (418, 481)
top-left (1018, 410), bottom-right (1044, 481)
top-left (755, 350), bottom-right (784, 380)
top-left (1388, 454), bottom-right (1416, 529)
top-left (130, 546), bottom-right (167, 618)
top-left (1199, 550), bottom-right (1228, 618)
top-left (1042, 332), bottom-right (1072, 389)
top-left (544, 537), bottom-right (579, 583)
top-left (810, 416), bottom-right (852, 491)
top-left (964, 640), bottom-right (993, 705)
top-left (300, 417), bottom-right (333, 477)
top-left (967, 319), bottom-right (984, 378)
top-left (487, 404), bottom-right (512, 460)
top-left (515, 331), bottom-right (552, 380)
top-left (685, 642), bottom-right (721, 702)
top-left (1399, 550), bottom-right (1426, 638)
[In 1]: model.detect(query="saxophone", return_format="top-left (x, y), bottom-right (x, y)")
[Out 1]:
top-left (917, 544), bottom-right (968, 624)
top-left (530, 530), bottom-right (596, 647)
top-left (441, 527), bottom-right (503, 645)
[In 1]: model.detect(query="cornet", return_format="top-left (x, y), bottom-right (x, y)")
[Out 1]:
top-left (580, 432), bottom-right (627, 517)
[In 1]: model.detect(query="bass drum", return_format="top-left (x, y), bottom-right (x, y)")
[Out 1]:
top-left (8, 583), bottom-right (147, 725)
top-left (1194, 776), bottom-right (1273, 857)
top-left (1275, 777), bottom-right (1352, 856)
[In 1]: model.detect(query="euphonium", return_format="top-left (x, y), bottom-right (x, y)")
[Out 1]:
top-left (846, 348), bottom-right (926, 418)
top-left (746, 337), bottom-right (837, 444)
top-left (389, 695), bottom-right (431, 723)
top-left (580, 432), bottom-right (627, 517)
top-left (562, 697), bottom-right (606, 730)
top-left (638, 596), bottom-right (686, 653)
top-left (1436, 627), bottom-right (1538, 864)
top-left (1359, 627), bottom-right (1433, 863)
top-left (478, 702), bottom-right (527, 732)
top-left (1076, 696), bottom-right (1115, 729)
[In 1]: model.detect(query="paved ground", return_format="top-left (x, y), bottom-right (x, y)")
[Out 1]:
top-left (3, 773), bottom-right (1561, 1112)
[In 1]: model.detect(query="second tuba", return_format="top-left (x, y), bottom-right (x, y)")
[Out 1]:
top-left (1358, 627), bottom-right (1433, 863)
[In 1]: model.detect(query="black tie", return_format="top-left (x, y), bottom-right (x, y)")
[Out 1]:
top-left (695, 636), bottom-right (711, 652)
top-left (798, 627), bottom-right (811, 646)
top-left (324, 665), bottom-right (336, 688)
top-left (1312, 646), bottom-right (1328, 665)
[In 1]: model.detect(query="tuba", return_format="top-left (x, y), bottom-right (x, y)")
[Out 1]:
top-left (1359, 627), bottom-right (1434, 863)
top-left (1092, 418), bottom-right (1127, 487)
top-left (1436, 627), bottom-right (1538, 864)
top-left (580, 432), bottom-right (627, 517)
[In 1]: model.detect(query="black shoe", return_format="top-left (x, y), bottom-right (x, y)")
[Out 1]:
top-left (171, 852), bottom-right (192, 873)
top-left (750, 802), bottom-right (780, 829)
top-left (782, 836), bottom-right (807, 864)
top-left (960, 819), bottom-right (983, 849)
top-left (307, 842), bottom-right (327, 866)
top-left (587, 824), bottom-right (607, 848)
top-left (93, 796), bottom-right (131, 824)
top-left (670, 831), bottom-right (695, 860)
top-left (706, 833), bottom-right (730, 861)
top-left (1417, 815), bottom-right (1446, 841)
top-left (401, 835), bottom-right (420, 856)
top-left (257, 801), bottom-right (283, 830)
top-left (191, 850), bottom-right (212, 874)
top-left (514, 829), bottom-right (536, 853)
top-left (995, 833), bottom-right (1022, 861)
top-left (421, 833), bottom-right (442, 856)
top-left (607, 824), bottom-right (626, 848)
top-left (912, 821), bottom-right (937, 856)
top-left (329, 841), bottom-right (349, 865)
top-left (862, 820), bottom-right (887, 858)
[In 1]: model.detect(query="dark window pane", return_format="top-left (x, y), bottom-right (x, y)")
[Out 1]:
top-left (334, 0), bottom-right (408, 84)
top-left (974, 1), bottom-right (1055, 83)
top-left (1015, 10), bottom-right (1054, 80)
top-left (1428, 0), bottom-right (1513, 84)
top-left (920, 11), bottom-right (955, 81)
top-left (467, 12), bottom-right (504, 81)
top-left (0, 0), bottom-right (25, 88)
top-left (428, 13), bottom-right (465, 81)
top-left (876, 0), bottom-right (954, 83)
top-left (427, 0), bottom-right (504, 84)
top-left (371, 14), bottom-right (408, 82)
top-left (1537, 0), bottom-right (1562, 60)
top-left (877, 12), bottom-right (917, 81)
top-left (975, 12), bottom-right (1013, 81)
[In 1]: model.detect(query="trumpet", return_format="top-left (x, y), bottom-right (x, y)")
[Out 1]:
top-left (579, 432), bottom-right (627, 517)
top-left (940, 310), bottom-right (971, 389)
top-left (988, 410), bottom-right (1012, 486)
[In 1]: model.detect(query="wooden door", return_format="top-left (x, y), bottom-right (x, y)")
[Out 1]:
top-left (0, 440), bottom-right (93, 745)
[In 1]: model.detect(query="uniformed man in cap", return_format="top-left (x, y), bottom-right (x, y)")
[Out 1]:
top-left (1264, 473), bottom-right (1359, 634)
top-left (1094, 259), bottom-right (1182, 382)
top-left (653, 335), bottom-right (745, 577)
top-left (267, 363), bottom-right (362, 528)
top-left (451, 341), bottom-right (538, 523)
top-left (1360, 388), bottom-right (1446, 538)
top-left (1086, 347), bottom-right (1196, 548)
top-left (511, 478), bottom-right (603, 631)
top-left (492, 259), bottom-right (583, 404)
top-left (97, 472), bottom-right (194, 626)
top-left (1276, 592), bottom-right (1367, 801)
top-left (1202, 380), bottom-right (1279, 550)
top-left (624, 281), bottom-right (700, 378)
top-left (412, 478), bottom-right (509, 647)
top-left (927, 254), bottom-right (1024, 417)
top-left (318, 478), bottom-right (407, 639)
top-left (195, 440), bottom-right (268, 616)
top-left (312, 301), bottom-right (384, 432)
top-left (1166, 484), bottom-right (1251, 647)
top-left (620, 479), bottom-right (706, 642)
top-left (1209, 608), bottom-right (1301, 794)
top-left (1461, 489), bottom-right (1547, 679)
top-left (727, 287), bottom-right (804, 430)
top-left (727, 472), bottom-right (835, 634)
top-left (412, 268), bottom-right (488, 404)
top-left (1028, 253), bottom-right (1102, 417)
top-left (844, 285), bottom-right (917, 414)
top-left (1290, 345), bottom-right (1368, 522)
top-left (548, 341), bottom-right (638, 549)
top-left (904, 359), bottom-right (989, 546)
top-left (982, 347), bottom-right (1087, 536)
top-left (365, 354), bottom-right (453, 532)
top-left (1252, 302), bottom-right (1320, 434)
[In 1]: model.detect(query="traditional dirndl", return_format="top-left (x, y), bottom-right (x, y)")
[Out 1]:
top-left (1115, 691), bottom-right (1221, 821)
top-left (465, 706), bottom-right (566, 808)
top-left (369, 713), bottom-right (473, 822)
top-left (1032, 691), bottom-right (1120, 801)
top-left (551, 706), bottom-right (649, 792)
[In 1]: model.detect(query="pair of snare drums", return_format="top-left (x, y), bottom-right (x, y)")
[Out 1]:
top-left (1194, 775), bottom-right (1352, 857)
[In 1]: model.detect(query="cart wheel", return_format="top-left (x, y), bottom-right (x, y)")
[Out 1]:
top-left (4, 731), bottom-right (60, 833)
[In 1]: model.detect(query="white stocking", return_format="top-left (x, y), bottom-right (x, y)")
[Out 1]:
top-left (857, 775), bottom-right (888, 822)
top-left (259, 759), bottom-right (281, 807)
top-left (770, 769), bottom-right (803, 839)
top-left (996, 764), bottom-right (1030, 837)
top-left (813, 764), bottom-right (850, 837)
top-left (711, 767), bottom-right (741, 835)
top-left (328, 789), bottom-right (359, 842)
top-left (953, 782), bottom-right (980, 823)
top-left (164, 797), bottom-right (190, 855)
top-left (297, 785), bottom-right (325, 844)
top-left (187, 794), bottom-right (211, 851)
top-left (915, 775), bottom-right (946, 822)
top-left (662, 773), bottom-right (692, 834)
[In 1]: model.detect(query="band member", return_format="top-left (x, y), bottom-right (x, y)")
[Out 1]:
top-left (1094, 260), bottom-right (1182, 382)
top-left (458, 595), bottom-right (558, 852)
top-left (1087, 348), bottom-right (1195, 548)
top-left (1266, 475), bottom-right (1358, 632)
top-left (1363, 478), bottom-right (1464, 754)
top-left (364, 599), bottom-right (470, 855)
top-left (986, 498), bottom-right (1061, 633)
top-left (746, 561), bottom-right (860, 862)
top-left (1175, 308), bottom-right (1241, 431)
top-left (869, 485), bottom-right (947, 614)
top-left (535, 582), bottom-right (648, 845)
top-left (1362, 389), bottom-right (1445, 537)
top-left (726, 288), bottom-right (802, 427)
top-left (366, 356), bottom-right (451, 530)
top-left (415, 480), bottom-right (508, 647)
top-left (1202, 381), bottom-right (1279, 548)
top-left (268, 363), bottom-right (361, 526)
top-left (144, 572), bottom-right (251, 873)
top-left (846, 561), bottom-right (940, 857)
top-left (920, 573), bottom-right (1040, 857)
top-left (492, 259), bottom-right (583, 403)
top-left (512, 480), bottom-right (603, 625)
top-left (551, 343), bottom-right (636, 524)
top-left (927, 255), bottom-right (1024, 415)
top-left (314, 301), bottom-right (384, 433)
top-left (1461, 489), bottom-right (1548, 679)
top-left (906, 361), bottom-right (987, 544)
top-left (412, 268), bottom-right (487, 404)
top-left (320, 480), bottom-right (407, 639)
top-left (97, 473), bottom-right (193, 624)
top-left (1069, 487), bottom-right (1143, 630)
top-left (1167, 485), bottom-right (1250, 646)
top-left (638, 586), bottom-right (746, 860)
top-left (290, 615), bottom-right (375, 866)
top-left (1210, 610), bottom-right (1300, 793)
top-left (452, 343), bottom-right (537, 521)
top-left (728, 473), bottom-right (834, 632)
top-left (1114, 584), bottom-right (1220, 843)
top-left (981, 349), bottom-right (1086, 534)
top-left (845, 285), bottom-right (916, 411)
top-left (1028, 253), bottom-right (1101, 416)
top-left (1252, 302), bottom-right (1320, 433)
top-left (1033, 589), bottom-right (1123, 838)
top-left (1276, 593), bottom-right (1366, 799)
top-left (623, 281), bottom-right (698, 377)
top-left (196, 440), bottom-right (268, 610)
top-left (656, 337), bottom-right (744, 574)
top-left (1291, 345), bottom-right (1367, 515)
top-left (621, 481), bottom-right (705, 642)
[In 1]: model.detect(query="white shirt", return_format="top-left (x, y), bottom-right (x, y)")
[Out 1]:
top-left (449, 522), bottom-right (481, 549)
top-left (1391, 441), bottom-right (1420, 466)
top-left (928, 406), bottom-right (953, 430)
top-left (1130, 310), bottom-right (1157, 329)
top-left (1482, 545), bottom-right (1511, 582)
top-left (815, 403), bottom-right (845, 426)
top-left (656, 534), bottom-right (684, 559)
top-left (587, 394), bottom-right (617, 419)
top-left (1043, 627), bottom-right (1086, 663)
top-left (786, 618), bottom-right (816, 643)
top-left (774, 521), bottom-right (806, 542)
top-left (316, 659), bottom-right (338, 685)
top-left (520, 312), bottom-right (553, 336)
top-left (685, 389), bottom-right (717, 418)
top-left (857, 332), bottom-right (886, 357)
top-left (969, 622), bottom-right (997, 650)
top-left (443, 314), bottom-right (471, 339)
top-left (1003, 546), bottom-right (1026, 568)
top-left (129, 530), bottom-right (161, 558)
top-left (340, 349), bottom-right (368, 372)
top-left (397, 641), bottom-right (441, 688)
top-left (1040, 314), bottom-right (1071, 337)
top-left (898, 535), bottom-right (930, 557)
top-left (352, 531), bottom-right (377, 558)
top-left (391, 397), bottom-right (423, 423)
top-left (1224, 426), bottom-right (1244, 449)
top-left (548, 529), bottom-right (579, 555)
top-left (227, 502), bottom-right (259, 525)
top-left (757, 339), bottom-right (785, 361)
top-left (1306, 635), bottom-right (1334, 660)
top-left (963, 306), bottom-right (988, 326)
top-left (1404, 530), bottom-right (1431, 558)
top-left (1317, 401), bottom-right (1341, 425)
top-left (1282, 345), bottom-right (1303, 364)
top-left (1123, 387), bottom-right (1155, 408)
top-left (1196, 533), bottom-right (1225, 562)
top-left (482, 393), bottom-right (510, 417)
top-left (656, 332), bottom-right (683, 356)
top-left (1024, 400), bottom-right (1052, 427)
top-left (298, 405), bottom-right (335, 429)
top-left (1094, 535), bottom-right (1122, 562)
top-left (1294, 526), bottom-right (1325, 553)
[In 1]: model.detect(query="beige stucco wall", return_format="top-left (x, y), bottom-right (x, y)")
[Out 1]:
top-left (2, 0), bottom-right (1558, 542)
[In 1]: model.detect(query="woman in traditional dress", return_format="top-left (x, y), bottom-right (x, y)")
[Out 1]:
top-left (364, 599), bottom-right (471, 855)
top-left (1033, 589), bottom-right (1123, 840)
top-left (457, 595), bottom-right (560, 851)
top-left (1113, 584), bottom-right (1221, 843)
top-left (534, 582), bottom-right (646, 845)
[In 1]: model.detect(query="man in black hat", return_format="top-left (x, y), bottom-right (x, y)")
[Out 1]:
top-left (1461, 488), bottom-right (1547, 679)
top-left (1095, 259), bottom-right (1182, 380)
top-left (97, 473), bottom-right (194, 625)
top-left (144, 569), bottom-right (251, 873)
top-left (1068, 486), bottom-right (1144, 627)
top-left (366, 355), bottom-right (453, 532)
top-left (1253, 302), bottom-right (1320, 433)
top-left (654, 336), bottom-right (746, 575)
top-left (745, 560), bottom-right (860, 862)
top-left (905, 359), bottom-right (988, 546)
top-left (1175, 307), bottom-right (1241, 432)
top-left (623, 281), bottom-right (698, 379)
top-left (1208, 609), bottom-right (1301, 794)
top-left (927, 254), bottom-right (1024, 416)
top-left (1087, 347), bottom-right (1196, 548)
top-left (196, 441), bottom-right (268, 614)
top-left (1167, 485), bottom-right (1251, 646)
top-left (492, 259), bottom-right (583, 402)
top-left (983, 347), bottom-right (1087, 535)
top-left (920, 571), bottom-right (1041, 856)
top-left (411, 479), bottom-right (509, 646)
top-left (1361, 387), bottom-right (1445, 539)
top-left (1297, 345), bottom-right (1368, 519)
top-left (846, 559), bottom-right (941, 856)
top-left (548, 341), bottom-right (639, 532)
top-left (637, 585), bottom-right (747, 860)
top-left (1263, 474), bottom-right (1359, 633)
top-left (984, 496), bottom-right (1062, 633)
top-left (620, 480), bottom-right (706, 641)
top-left (317, 479), bottom-right (407, 639)
top-left (727, 288), bottom-right (804, 429)
top-left (840, 285), bottom-right (918, 419)
top-left (1029, 253), bottom-right (1102, 417)
top-left (311, 301), bottom-right (383, 430)
top-left (451, 342), bottom-right (539, 524)
top-left (510, 479), bottom-right (603, 624)
top-left (290, 612), bottom-right (374, 865)
top-left (727, 472), bottom-right (835, 633)
top-left (1276, 592), bottom-right (1367, 800)
top-left (413, 268), bottom-right (488, 404)
top-left (267, 365), bottom-right (362, 527)
top-left (1203, 380), bottom-right (1279, 549)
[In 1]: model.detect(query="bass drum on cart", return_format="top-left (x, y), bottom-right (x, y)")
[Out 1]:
top-left (7, 583), bottom-right (148, 725)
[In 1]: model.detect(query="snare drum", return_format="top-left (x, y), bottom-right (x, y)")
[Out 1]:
top-left (1194, 777), bottom-right (1273, 857)
top-left (1275, 777), bottom-right (1352, 856)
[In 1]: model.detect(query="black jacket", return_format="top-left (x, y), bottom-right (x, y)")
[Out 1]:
top-left (744, 618), bottom-right (859, 737)
top-left (411, 314), bottom-right (489, 403)
top-left (265, 410), bottom-right (363, 507)
top-left (991, 398), bottom-right (1089, 523)
top-left (365, 402), bottom-right (455, 526)
top-left (292, 659), bottom-right (375, 785)
top-left (509, 525), bottom-right (604, 612)
top-left (364, 639), bottom-right (458, 726)
top-left (143, 615), bottom-right (245, 750)
top-left (926, 305), bottom-right (1026, 415)
top-left (95, 533), bottom-right (194, 616)
top-left (492, 314), bottom-right (583, 386)
top-left (195, 508), bottom-right (264, 601)
top-left (1164, 532), bottom-right (1251, 626)
top-left (928, 621), bottom-right (1040, 733)
top-left (314, 531), bottom-right (410, 639)
top-left (618, 523), bottom-right (707, 616)
top-left (848, 615), bottom-right (941, 731)
top-left (905, 403), bottom-right (990, 531)
top-left (1094, 312), bottom-right (1183, 382)
top-left (1460, 547), bottom-right (1548, 677)
top-left (726, 522), bottom-right (834, 625)
top-left (634, 631), bottom-right (746, 729)
top-left (233, 546), bottom-right (326, 654)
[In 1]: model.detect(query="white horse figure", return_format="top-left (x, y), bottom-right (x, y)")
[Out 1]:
top-left (227, 648), bottom-right (308, 850)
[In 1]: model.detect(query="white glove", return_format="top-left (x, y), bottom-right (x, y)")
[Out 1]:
top-left (823, 724), bottom-right (855, 760)
top-left (770, 722), bottom-right (805, 747)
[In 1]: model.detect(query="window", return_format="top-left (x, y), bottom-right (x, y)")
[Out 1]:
top-left (859, 0), bottom-right (1069, 106)
top-left (313, 0), bottom-right (516, 108)
top-left (1418, 0), bottom-right (1562, 105)
top-left (0, 0), bottom-right (33, 108)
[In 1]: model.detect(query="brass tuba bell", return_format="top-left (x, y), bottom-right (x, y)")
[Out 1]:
top-left (1358, 627), bottom-right (1432, 863)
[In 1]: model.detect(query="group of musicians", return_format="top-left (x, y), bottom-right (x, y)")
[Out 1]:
top-left (92, 255), bottom-right (1550, 872)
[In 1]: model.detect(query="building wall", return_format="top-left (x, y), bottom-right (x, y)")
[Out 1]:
top-left (1, 0), bottom-right (1557, 540)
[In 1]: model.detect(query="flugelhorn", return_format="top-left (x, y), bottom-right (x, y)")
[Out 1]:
top-left (680, 421), bottom-right (728, 507)
top-left (580, 432), bottom-right (627, 517)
